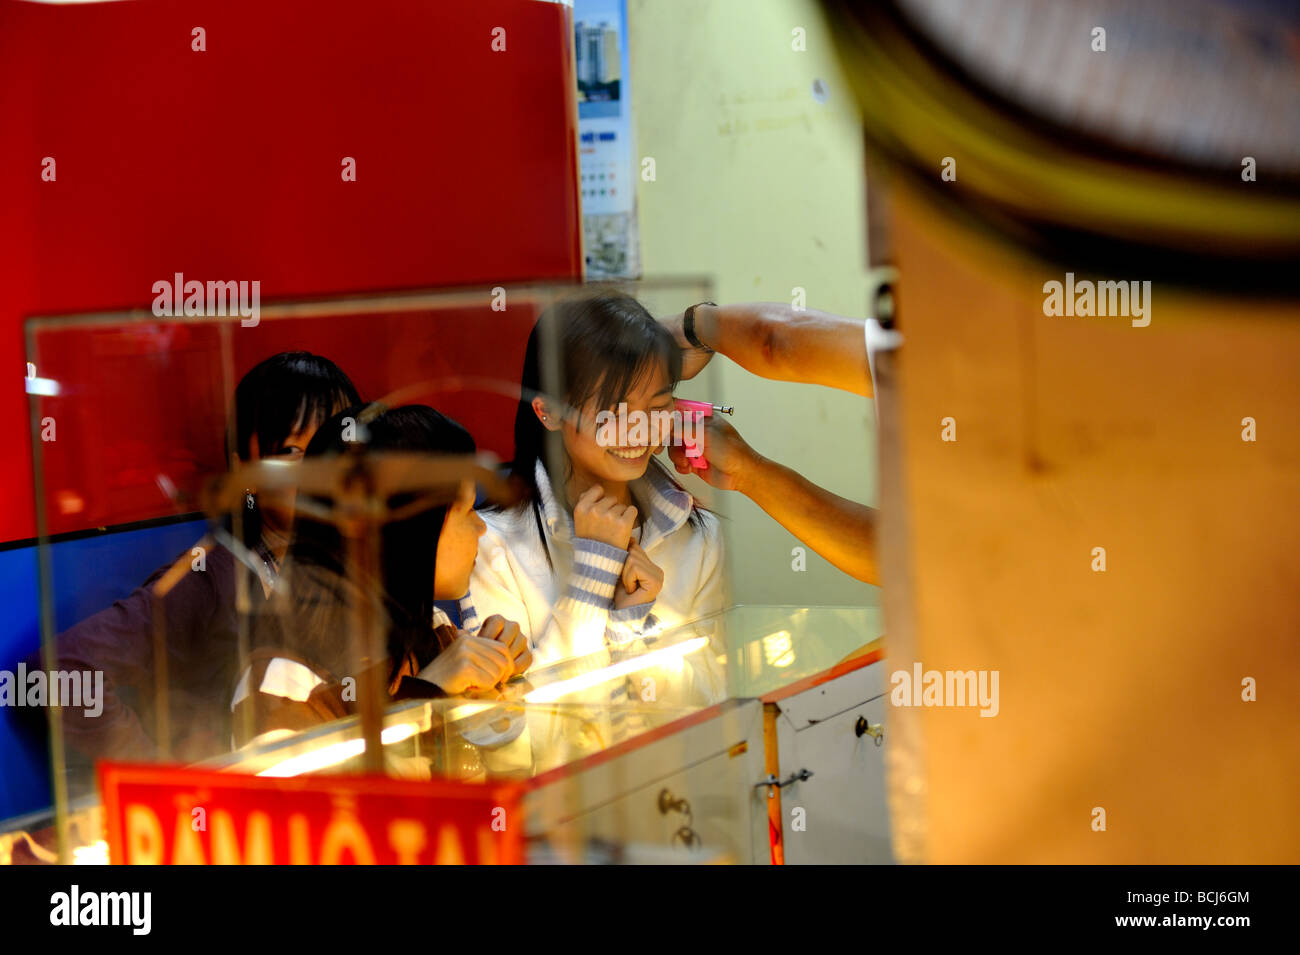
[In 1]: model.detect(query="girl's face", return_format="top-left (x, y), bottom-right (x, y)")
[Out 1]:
top-left (434, 480), bottom-right (487, 599)
top-left (543, 361), bottom-right (675, 488)
top-left (243, 420), bottom-right (323, 536)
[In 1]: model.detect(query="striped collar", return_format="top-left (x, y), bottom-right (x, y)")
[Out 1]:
top-left (533, 459), bottom-right (694, 549)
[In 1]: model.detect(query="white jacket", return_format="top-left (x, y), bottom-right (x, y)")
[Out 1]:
top-left (461, 460), bottom-right (726, 671)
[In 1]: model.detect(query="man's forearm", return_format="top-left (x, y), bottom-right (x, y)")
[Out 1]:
top-left (695, 302), bottom-right (872, 397)
top-left (737, 452), bottom-right (880, 585)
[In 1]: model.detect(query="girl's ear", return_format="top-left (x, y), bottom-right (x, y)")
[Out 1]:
top-left (531, 396), bottom-right (561, 432)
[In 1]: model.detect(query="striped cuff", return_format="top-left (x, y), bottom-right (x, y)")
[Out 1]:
top-left (458, 595), bottom-right (481, 635)
top-left (605, 599), bottom-right (656, 646)
top-left (556, 537), bottom-right (627, 624)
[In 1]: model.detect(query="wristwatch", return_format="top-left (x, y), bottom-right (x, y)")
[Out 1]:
top-left (683, 301), bottom-right (716, 351)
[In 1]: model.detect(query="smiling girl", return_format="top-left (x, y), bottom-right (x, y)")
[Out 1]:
top-left (462, 292), bottom-right (726, 678)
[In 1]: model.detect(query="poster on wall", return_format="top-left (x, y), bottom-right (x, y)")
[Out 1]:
top-left (575, 0), bottom-right (640, 278)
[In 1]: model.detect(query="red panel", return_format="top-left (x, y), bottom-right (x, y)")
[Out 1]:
top-left (100, 762), bottom-right (525, 865)
top-left (0, 0), bottom-right (581, 542)
top-left (227, 306), bottom-right (543, 468)
top-left (29, 302), bottom-right (546, 534)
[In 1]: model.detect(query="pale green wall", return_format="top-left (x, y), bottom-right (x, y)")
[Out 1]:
top-left (629, 0), bottom-right (879, 607)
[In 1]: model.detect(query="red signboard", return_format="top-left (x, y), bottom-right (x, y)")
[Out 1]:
top-left (99, 763), bottom-right (524, 865)
top-left (0, 0), bottom-right (581, 544)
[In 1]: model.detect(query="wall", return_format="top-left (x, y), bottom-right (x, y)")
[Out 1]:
top-left (0, 0), bottom-right (582, 544)
top-left (0, 0), bottom-right (581, 822)
top-left (628, 0), bottom-right (879, 607)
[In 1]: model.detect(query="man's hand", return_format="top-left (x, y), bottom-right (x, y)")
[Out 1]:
top-left (613, 542), bottom-right (664, 610)
top-left (669, 417), bottom-right (882, 584)
top-left (661, 307), bottom-right (714, 381)
top-left (572, 484), bottom-right (639, 549)
top-left (418, 634), bottom-right (514, 695)
top-left (667, 415), bottom-right (759, 493)
top-left (477, 613), bottom-right (532, 676)
top-left (666, 303), bottom-right (873, 396)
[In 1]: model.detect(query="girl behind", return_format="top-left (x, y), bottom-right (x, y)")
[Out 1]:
top-left (232, 404), bottom-right (528, 747)
top-left (48, 351), bottom-right (360, 763)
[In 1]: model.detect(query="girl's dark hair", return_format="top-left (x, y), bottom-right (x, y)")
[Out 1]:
top-left (232, 351), bottom-right (361, 461)
top-left (507, 291), bottom-right (702, 562)
top-left (228, 351), bottom-right (361, 549)
top-left (264, 404), bottom-right (476, 681)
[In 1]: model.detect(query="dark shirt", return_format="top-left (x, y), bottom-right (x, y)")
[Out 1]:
top-left (49, 544), bottom-right (260, 763)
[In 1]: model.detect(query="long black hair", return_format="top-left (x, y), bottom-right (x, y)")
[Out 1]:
top-left (227, 351), bottom-right (361, 550)
top-left (262, 404), bottom-right (476, 682)
top-left (507, 291), bottom-right (704, 563)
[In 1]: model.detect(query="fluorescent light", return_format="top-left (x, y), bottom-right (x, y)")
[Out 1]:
top-left (73, 840), bottom-right (109, 865)
top-left (523, 637), bottom-right (709, 703)
top-left (24, 377), bottom-right (60, 397)
top-left (762, 630), bottom-right (795, 668)
top-left (256, 721), bottom-right (420, 777)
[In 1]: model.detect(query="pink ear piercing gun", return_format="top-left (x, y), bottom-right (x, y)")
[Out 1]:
top-left (674, 399), bottom-right (734, 470)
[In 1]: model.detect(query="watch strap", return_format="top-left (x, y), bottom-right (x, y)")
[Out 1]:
top-left (683, 301), bottom-right (716, 351)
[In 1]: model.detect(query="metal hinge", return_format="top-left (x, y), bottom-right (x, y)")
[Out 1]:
top-left (755, 768), bottom-right (814, 800)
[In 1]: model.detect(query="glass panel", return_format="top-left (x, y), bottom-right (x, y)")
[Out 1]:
top-left (17, 278), bottom-right (883, 863)
top-left (24, 279), bottom-right (733, 858)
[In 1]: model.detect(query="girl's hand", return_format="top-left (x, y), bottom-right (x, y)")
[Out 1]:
top-left (573, 484), bottom-right (638, 549)
top-left (476, 613), bottom-right (533, 676)
top-left (419, 633), bottom-right (513, 695)
top-left (613, 542), bottom-right (664, 610)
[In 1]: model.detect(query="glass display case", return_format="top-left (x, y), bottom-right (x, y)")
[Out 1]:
top-left (3, 603), bottom-right (885, 864)
top-left (197, 602), bottom-right (883, 774)
top-left (6, 279), bottom-right (884, 864)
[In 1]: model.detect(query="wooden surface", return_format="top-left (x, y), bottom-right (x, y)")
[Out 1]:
top-left (879, 181), bottom-right (1300, 863)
